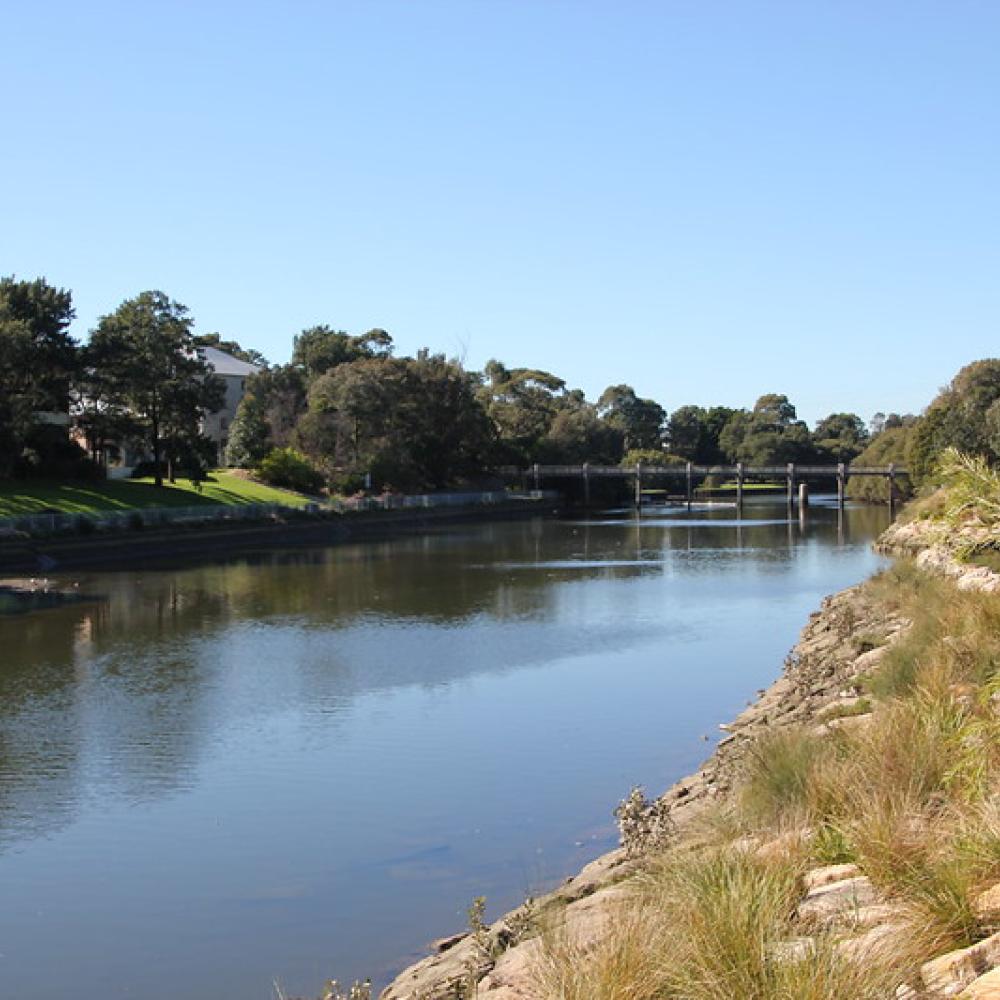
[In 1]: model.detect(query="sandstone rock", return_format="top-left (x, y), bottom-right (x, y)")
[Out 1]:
top-left (976, 884), bottom-right (1000, 922)
top-left (753, 829), bottom-right (811, 862)
top-left (837, 920), bottom-right (909, 962)
top-left (770, 937), bottom-right (816, 963)
top-left (796, 876), bottom-right (877, 927)
top-left (803, 863), bottom-right (861, 891)
top-left (430, 931), bottom-right (467, 954)
top-left (959, 967), bottom-right (1000, 997)
top-left (921, 931), bottom-right (1000, 995)
top-left (477, 938), bottom-right (543, 996)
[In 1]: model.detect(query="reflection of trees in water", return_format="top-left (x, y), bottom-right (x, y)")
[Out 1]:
top-left (0, 505), bottom-right (892, 852)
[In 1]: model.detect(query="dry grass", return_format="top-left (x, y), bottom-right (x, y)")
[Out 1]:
top-left (534, 850), bottom-right (923, 999)
top-left (535, 533), bottom-right (1000, 999)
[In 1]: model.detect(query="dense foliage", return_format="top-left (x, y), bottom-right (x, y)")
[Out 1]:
top-left (7, 271), bottom-right (1000, 497)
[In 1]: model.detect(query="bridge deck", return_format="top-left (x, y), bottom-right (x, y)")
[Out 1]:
top-left (500, 464), bottom-right (905, 478)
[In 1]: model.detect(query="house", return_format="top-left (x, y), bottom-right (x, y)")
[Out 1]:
top-left (198, 346), bottom-right (262, 463)
top-left (77, 345), bottom-right (261, 477)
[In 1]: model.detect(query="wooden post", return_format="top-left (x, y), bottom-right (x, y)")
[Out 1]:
top-left (837, 462), bottom-right (845, 509)
top-left (736, 462), bottom-right (744, 512)
top-left (533, 463), bottom-right (540, 492)
top-left (786, 462), bottom-right (795, 507)
top-left (582, 462), bottom-right (591, 507)
top-left (686, 462), bottom-right (693, 510)
top-left (634, 461), bottom-right (643, 510)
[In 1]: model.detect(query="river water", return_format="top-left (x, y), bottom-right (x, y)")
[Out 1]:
top-left (0, 499), bottom-right (891, 999)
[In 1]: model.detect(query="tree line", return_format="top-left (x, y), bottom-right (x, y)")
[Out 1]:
top-left (3, 273), bottom-right (997, 497)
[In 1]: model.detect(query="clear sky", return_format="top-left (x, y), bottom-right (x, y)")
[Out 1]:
top-left (4, 1), bottom-right (999, 426)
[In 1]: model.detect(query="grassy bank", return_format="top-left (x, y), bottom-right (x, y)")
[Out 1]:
top-left (533, 558), bottom-right (1000, 997)
top-left (0, 471), bottom-right (315, 516)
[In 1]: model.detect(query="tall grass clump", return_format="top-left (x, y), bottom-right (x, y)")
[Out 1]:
top-left (535, 851), bottom-right (917, 1000)
top-left (935, 447), bottom-right (1000, 528)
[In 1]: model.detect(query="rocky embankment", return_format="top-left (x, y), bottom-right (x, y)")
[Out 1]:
top-left (382, 517), bottom-right (1000, 1000)
top-left (877, 517), bottom-right (1000, 592)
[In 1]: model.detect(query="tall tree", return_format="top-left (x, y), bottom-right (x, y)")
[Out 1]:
top-left (0, 276), bottom-right (77, 476)
top-left (89, 291), bottom-right (224, 486)
top-left (597, 384), bottom-right (665, 452)
top-left (478, 361), bottom-right (568, 464)
top-left (812, 412), bottom-right (869, 462)
top-left (292, 325), bottom-right (393, 382)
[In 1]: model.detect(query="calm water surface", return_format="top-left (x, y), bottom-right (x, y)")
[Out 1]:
top-left (0, 499), bottom-right (891, 999)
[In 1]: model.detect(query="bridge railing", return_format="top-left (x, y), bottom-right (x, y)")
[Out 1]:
top-left (498, 464), bottom-right (907, 478)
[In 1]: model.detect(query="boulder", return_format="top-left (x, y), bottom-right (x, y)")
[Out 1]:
top-left (796, 876), bottom-right (877, 927)
top-left (922, 931), bottom-right (1000, 996)
top-left (803, 863), bottom-right (861, 891)
top-left (959, 967), bottom-right (1000, 997)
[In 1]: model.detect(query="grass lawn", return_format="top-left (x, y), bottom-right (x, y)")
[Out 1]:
top-left (0, 471), bottom-right (315, 516)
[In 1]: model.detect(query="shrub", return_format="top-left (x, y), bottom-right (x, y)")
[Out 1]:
top-left (257, 448), bottom-right (324, 493)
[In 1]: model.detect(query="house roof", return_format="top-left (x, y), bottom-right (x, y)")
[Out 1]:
top-left (201, 346), bottom-right (261, 377)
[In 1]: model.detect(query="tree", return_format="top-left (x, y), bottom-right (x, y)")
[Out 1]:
top-left (0, 276), bottom-right (77, 476)
top-left (597, 384), bottom-right (665, 452)
top-left (904, 359), bottom-right (1000, 485)
top-left (225, 388), bottom-right (271, 467)
top-left (291, 325), bottom-right (393, 382)
top-left (537, 402), bottom-right (623, 464)
top-left (478, 361), bottom-right (569, 464)
top-left (719, 394), bottom-right (814, 465)
top-left (306, 352), bottom-right (495, 489)
top-left (88, 291), bottom-right (225, 486)
top-left (812, 412), bottom-right (869, 462)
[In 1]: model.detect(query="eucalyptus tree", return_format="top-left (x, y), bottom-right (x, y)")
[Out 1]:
top-left (596, 384), bottom-right (666, 453)
top-left (89, 291), bottom-right (224, 486)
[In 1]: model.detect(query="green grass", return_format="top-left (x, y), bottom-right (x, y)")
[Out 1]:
top-left (695, 481), bottom-right (784, 493)
top-left (0, 471), bottom-right (315, 516)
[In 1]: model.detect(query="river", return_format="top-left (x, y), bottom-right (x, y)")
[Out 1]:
top-left (0, 498), bottom-right (891, 999)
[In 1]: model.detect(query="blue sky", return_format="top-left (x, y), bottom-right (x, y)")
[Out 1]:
top-left (4, 1), bottom-right (999, 426)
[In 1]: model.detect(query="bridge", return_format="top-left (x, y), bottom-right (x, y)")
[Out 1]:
top-left (500, 463), bottom-right (907, 510)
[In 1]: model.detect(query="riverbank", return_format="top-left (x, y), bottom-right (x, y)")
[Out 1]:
top-left (0, 498), bottom-right (558, 575)
top-left (380, 504), bottom-right (1000, 999)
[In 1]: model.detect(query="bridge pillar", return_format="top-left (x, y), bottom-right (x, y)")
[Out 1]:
top-left (799, 482), bottom-right (809, 507)
top-left (582, 462), bottom-right (591, 507)
top-left (533, 463), bottom-right (540, 492)
top-left (837, 462), bottom-right (846, 509)
top-left (686, 462), bottom-right (693, 510)
top-left (736, 463), bottom-right (744, 513)
top-left (888, 463), bottom-right (896, 515)
top-left (634, 462), bottom-right (643, 510)
top-left (786, 463), bottom-right (795, 508)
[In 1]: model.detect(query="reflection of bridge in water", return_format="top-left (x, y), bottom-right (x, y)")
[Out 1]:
top-left (503, 463), bottom-right (907, 510)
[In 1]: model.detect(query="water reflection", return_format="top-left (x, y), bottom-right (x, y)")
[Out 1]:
top-left (0, 499), bottom-right (892, 1000)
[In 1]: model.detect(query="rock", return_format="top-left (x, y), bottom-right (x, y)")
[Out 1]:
top-left (477, 938), bottom-right (543, 997)
top-left (802, 863), bottom-right (861, 891)
top-left (976, 883), bottom-right (1000, 922)
top-left (959, 968), bottom-right (1000, 997)
top-left (921, 931), bottom-right (1000, 995)
top-left (770, 937), bottom-right (816, 963)
top-left (430, 932), bottom-right (467, 954)
top-left (754, 829), bottom-right (811, 862)
top-left (896, 985), bottom-right (920, 999)
top-left (838, 920), bottom-right (910, 962)
top-left (796, 876), bottom-right (877, 927)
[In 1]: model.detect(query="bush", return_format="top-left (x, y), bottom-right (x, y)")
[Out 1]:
top-left (257, 448), bottom-right (324, 493)
top-left (620, 449), bottom-right (686, 468)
